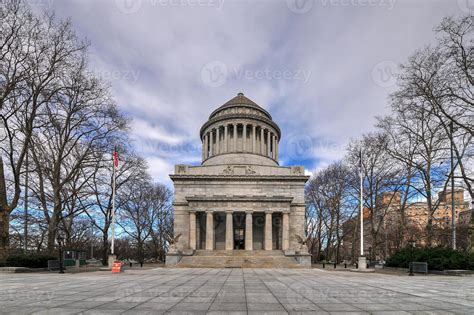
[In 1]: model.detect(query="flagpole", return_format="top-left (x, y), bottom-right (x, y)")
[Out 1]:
top-left (111, 151), bottom-right (116, 256)
top-left (360, 156), bottom-right (364, 257)
top-left (357, 148), bottom-right (368, 271)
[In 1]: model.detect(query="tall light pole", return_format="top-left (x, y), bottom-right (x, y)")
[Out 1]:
top-left (450, 122), bottom-right (456, 250)
top-left (24, 152), bottom-right (28, 254)
top-left (360, 149), bottom-right (364, 257)
top-left (111, 151), bottom-right (117, 255)
top-left (357, 148), bottom-right (367, 270)
top-left (108, 149), bottom-right (119, 268)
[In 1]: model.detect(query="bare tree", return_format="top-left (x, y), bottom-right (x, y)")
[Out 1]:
top-left (85, 151), bottom-right (148, 265)
top-left (347, 133), bottom-right (408, 259)
top-left (118, 180), bottom-right (172, 264)
top-left (305, 162), bottom-right (354, 262)
top-left (391, 15), bottom-right (473, 199)
top-left (0, 1), bottom-right (87, 259)
top-left (29, 50), bottom-right (126, 253)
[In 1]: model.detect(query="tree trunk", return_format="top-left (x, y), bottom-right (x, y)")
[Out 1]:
top-left (0, 156), bottom-right (11, 261)
top-left (102, 231), bottom-right (109, 266)
top-left (0, 211), bottom-right (10, 261)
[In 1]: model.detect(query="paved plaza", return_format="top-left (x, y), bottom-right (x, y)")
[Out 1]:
top-left (0, 268), bottom-right (473, 314)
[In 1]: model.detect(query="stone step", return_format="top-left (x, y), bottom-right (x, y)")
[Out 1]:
top-left (194, 250), bottom-right (285, 257)
top-left (176, 253), bottom-right (303, 268)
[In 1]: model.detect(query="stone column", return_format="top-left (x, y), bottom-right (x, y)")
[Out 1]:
top-left (260, 128), bottom-right (264, 155)
top-left (282, 212), bottom-right (289, 251)
top-left (225, 211), bottom-right (233, 251)
top-left (252, 125), bottom-right (256, 154)
top-left (264, 211), bottom-right (273, 250)
top-left (216, 127), bottom-right (220, 155)
top-left (209, 130), bottom-right (213, 157)
top-left (267, 131), bottom-right (271, 157)
top-left (245, 211), bottom-right (253, 251)
top-left (243, 124), bottom-right (247, 152)
top-left (206, 211), bottom-right (214, 250)
top-left (224, 124), bottom-right (228, 153)
top-left (202, 138), bottom-right (205, 161)
top-left (204, 134), bottom-right (208, 159)
top-left (275, 137), bottom-right (279, 162)
top-left (272, 135), bottom-right (276, 159)
top-left (233, 123), bottom-right (237, 152)
top-left (189, 211), bottom-right (196, 250)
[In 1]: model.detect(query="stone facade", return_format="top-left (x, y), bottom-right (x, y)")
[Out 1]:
top-left (167, 93), bottom-right (310, 266)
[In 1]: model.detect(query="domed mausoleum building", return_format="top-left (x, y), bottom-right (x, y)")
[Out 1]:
top-left (167, 93), bottom-right (310, 267)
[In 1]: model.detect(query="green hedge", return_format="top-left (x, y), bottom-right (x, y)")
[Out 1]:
top-left (386, 247), bottom-right (474, 271)
top-left (5, 254), bottom-right (57, 268)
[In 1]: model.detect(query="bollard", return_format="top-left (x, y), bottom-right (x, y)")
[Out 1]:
top-left (322, 262), bottom-right (325, 268)
top-left (334, 262), bottom-right (336, 269)
top-left (344, 263), bottom-right (347, 269)
top-left (355, 262), bottom-right (358, 268)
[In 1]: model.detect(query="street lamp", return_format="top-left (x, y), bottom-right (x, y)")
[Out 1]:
top-left (408, 238), bottom-right (416, 276)
top-left (57, 232), bottom-right (65, 274)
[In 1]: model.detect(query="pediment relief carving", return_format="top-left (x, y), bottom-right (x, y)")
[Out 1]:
top-left (220, 165), bottom-right (258, 175)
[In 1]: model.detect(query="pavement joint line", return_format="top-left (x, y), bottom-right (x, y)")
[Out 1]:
top-left (259, 268), bottom-right (313, 313)
top-left (67, 268), bottom-right (202, 313)
top-left (260, 269), bottom-right (291, 314)
top-left (1, 268), bottom-right (473, 314)
top-left (242, 269), bottom-right (249, 315)
top-left (204, 268), bottom-right (233, 313)
top-left (319, 270), bottom-right (469, 309)
top-left (164, 268), bottom-right (232, 313)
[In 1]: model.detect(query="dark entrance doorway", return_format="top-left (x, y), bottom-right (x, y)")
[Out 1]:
top-left (234, 228), bottom-right (244, 249)
top-left (233, 212), bottom-right (246, 250)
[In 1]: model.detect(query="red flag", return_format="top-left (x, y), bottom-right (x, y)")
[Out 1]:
top-left (113, 150), bottom-right (119, 169)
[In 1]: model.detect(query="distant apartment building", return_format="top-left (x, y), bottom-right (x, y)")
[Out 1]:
top-left (341, 189), bottom-right (472, 262)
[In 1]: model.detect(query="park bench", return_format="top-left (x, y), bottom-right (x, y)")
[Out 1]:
top-left (47, 260), bottom-right (60, 271)
top-left (409, 261), bottom-right (428, 274)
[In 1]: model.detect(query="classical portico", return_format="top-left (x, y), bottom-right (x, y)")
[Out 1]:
top-left (167, 93), bottom-right (310, 267)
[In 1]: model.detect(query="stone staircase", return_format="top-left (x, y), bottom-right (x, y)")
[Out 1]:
top-left (176, 250), bottom-right (303, 268)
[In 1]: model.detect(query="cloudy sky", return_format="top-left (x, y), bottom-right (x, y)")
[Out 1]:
top-left (45, 0), bottom-right (467, 186)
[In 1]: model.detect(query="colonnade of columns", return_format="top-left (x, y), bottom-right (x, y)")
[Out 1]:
top-left (202, 123), bottom-right (279, 161)
top-left (188, 211), bottom-right (290, 251)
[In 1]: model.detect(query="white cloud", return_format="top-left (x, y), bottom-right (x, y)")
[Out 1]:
top-left (145, 156), bottom-right (175, 187)
top-left (49, 0), bottom-right (465, 183)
